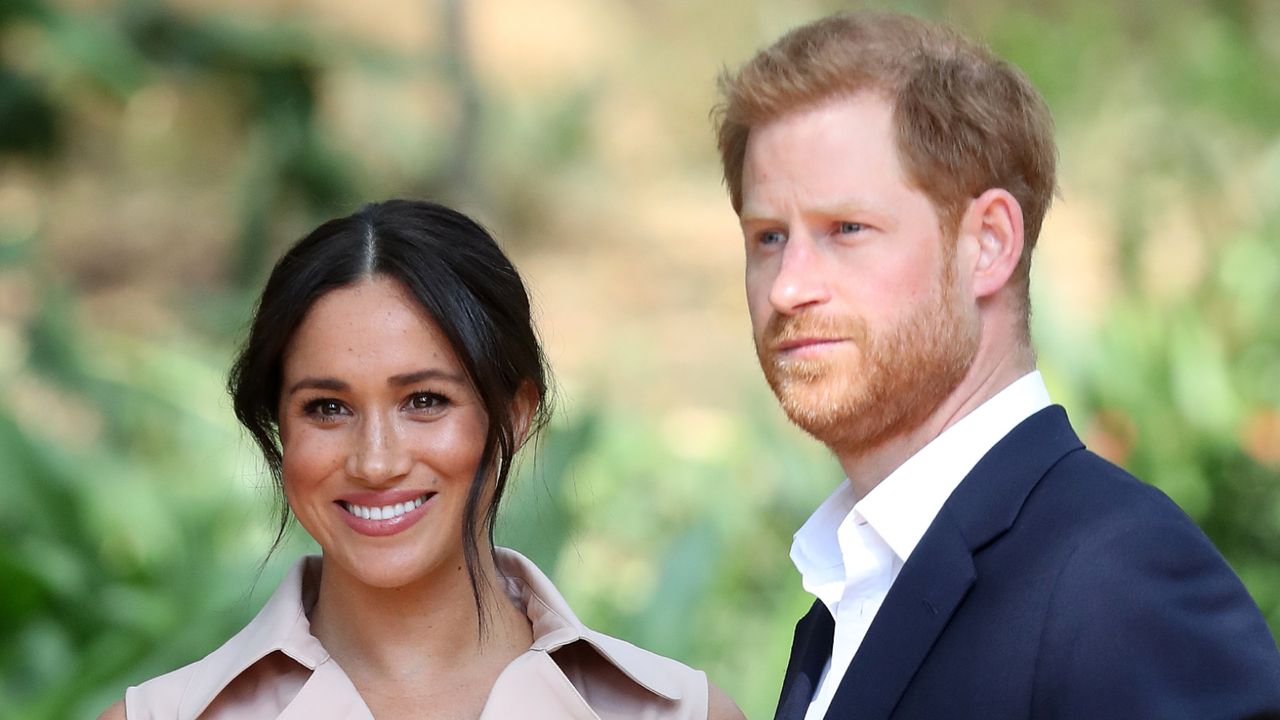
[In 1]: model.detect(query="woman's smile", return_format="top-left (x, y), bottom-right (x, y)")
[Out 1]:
top-left (336, 491), bottom-right (437, 537)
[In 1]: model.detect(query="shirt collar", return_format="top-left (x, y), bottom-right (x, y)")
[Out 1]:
top-left (857, 371), bottom-right (1051, 563)
top-left (790, 478), bottom-right (858, 607)
top-left (791, 371), bottom-right (1051, 590)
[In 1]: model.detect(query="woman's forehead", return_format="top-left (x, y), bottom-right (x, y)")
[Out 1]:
top-left (283, 277), bottom-right (461, 379)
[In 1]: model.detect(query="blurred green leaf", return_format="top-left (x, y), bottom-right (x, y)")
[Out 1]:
top-left (0, 68), bottom-right (61, 157)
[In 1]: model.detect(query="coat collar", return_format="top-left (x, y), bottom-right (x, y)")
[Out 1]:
top-left (176, 549), bottom-right (680, 718)
top-left (773, 600), bottom-right (836, 720)
top-left (177, 556), bottom-right (331, 718)
top-left (496, 547), bottom-right (685, 702)
top-left (819, 405), bottom-right (1085, 720)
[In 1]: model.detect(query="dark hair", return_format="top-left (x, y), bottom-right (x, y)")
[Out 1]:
top-left (228, 199), bottom-right (552, 628)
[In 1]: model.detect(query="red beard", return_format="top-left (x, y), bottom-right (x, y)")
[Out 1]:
top-left (755, 261), bottom-right (979, 456)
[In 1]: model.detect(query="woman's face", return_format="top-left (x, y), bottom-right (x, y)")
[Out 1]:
top-left (277, 275), bottom-right (488, 590)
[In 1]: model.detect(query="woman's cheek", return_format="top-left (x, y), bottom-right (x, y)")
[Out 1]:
top-left (282, 427), bottom-right (345, 495)
top-left (438, 412), bottom-right (489, 466)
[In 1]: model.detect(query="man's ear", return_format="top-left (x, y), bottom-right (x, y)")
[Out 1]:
top-left (959, 188), bottom-right (1025, 299)
top-left (510, 380), bottom-right (541, 448)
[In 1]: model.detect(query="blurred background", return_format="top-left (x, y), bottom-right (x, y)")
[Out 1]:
top-left (2, 0), bottom-right (1278, 717)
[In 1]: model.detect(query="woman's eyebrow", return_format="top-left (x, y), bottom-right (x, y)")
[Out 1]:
top-left (285, 369), bottom-right (468, 396)
top-left (286, 377), bottom-right (349, 396)
top-left (388, 368), bottom-right (468, 387)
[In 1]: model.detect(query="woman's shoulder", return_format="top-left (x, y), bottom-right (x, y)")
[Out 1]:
top-left (494, 547), bottom-right (744, 719)
top-left (118, 658), bottom-right (205, 719)
top-left (707, 682), bottom-right (747, 720)
top-left (96, 699), bottom-right (126, 720)
top-left (120, 556), bottom-right (325, 719)
top-left (573, 627), bottom-right (742, 718)
top-left (577, 627), bottom-right (748, 719)
top-left (578, 626), bottom-right (709, 695)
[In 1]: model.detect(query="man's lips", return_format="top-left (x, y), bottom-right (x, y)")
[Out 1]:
top-left (773, 337), bottom-right (847, 353)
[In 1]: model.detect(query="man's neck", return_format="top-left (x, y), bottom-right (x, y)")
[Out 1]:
top-left (838, 346), bottom-right (1036, 500)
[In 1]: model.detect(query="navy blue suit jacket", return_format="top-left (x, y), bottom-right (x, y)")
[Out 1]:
top-left (775, 406), bottom-right (1280, 720)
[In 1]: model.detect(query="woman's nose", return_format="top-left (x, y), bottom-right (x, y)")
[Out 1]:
top-left (346, 414), bottom-right (412, 485)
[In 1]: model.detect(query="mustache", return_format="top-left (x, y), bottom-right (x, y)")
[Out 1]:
top-left (760, 312), bottom-right (868, 352)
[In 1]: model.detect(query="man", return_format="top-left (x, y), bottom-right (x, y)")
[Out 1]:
top-left (713, 11), bottom-right (1280, 720)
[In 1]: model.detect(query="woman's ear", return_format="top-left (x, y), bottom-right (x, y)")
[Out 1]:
top-left (960, 188), bottom-right (1025, 299)
top-left (510, 380), bottom-right (541, 448)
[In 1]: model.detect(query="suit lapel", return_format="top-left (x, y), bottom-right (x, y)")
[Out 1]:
top-left (825, 513), bottom-right (975, 720)
top-left (822, 406), bottom-right (1085, 720)
top-left (774, 600), bottom-right (836, 720)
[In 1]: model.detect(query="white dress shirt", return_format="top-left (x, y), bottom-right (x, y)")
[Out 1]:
top-left (791, 371), bottom-right (1052, 720)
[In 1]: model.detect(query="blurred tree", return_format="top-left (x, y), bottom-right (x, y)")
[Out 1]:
top-left (0, 2), bottom-right (1276, 719)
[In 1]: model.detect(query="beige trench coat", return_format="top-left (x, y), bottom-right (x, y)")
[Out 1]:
top-left (124, 549), bottom-right (709, 719)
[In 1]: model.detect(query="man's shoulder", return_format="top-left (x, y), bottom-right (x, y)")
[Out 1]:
top-left (960, 430), bottom-right (1231, 588)
top-left (963, 435), bottom-right (1280, 714)
top-left (954, 405), bottom-right (1201, 552)
top-left (1029, 444), bottom-right (1197, 531)
top-left (1026, 449), bottom-right (1280, 713)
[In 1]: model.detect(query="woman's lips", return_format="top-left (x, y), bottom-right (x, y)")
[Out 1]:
top-left (335, 491), bottom-right (436, 537)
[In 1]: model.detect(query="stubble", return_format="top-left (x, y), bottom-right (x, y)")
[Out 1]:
top-left (756, 263), bottom-right (979, 458)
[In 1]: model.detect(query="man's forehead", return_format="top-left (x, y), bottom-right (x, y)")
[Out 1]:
top-left (739, 96), bottom-right (907, 220)
top-left (746, 90), bottom-right (895, 142)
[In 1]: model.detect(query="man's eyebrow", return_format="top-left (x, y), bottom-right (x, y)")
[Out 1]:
top-left (812, 200), bottom-right (877, 217)
top-left (286, 377), bottom-right (349, 396)
top-left (739, 202), bottom-right (878, 226)
top-left (738, 209), bottom-right (778, 226)
top-left (388, 368), bottom-right (468, 387)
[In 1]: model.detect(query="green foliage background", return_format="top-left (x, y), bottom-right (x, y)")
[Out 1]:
top-left (1, 1), bottom-right (1278, 718)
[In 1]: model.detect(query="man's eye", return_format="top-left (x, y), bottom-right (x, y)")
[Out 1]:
top-left (758, 230), bottom-right (786, 245)
top-left (837, 221), bottom-right (865, 234)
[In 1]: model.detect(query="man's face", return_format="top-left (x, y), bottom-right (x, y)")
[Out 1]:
top-left (739, 92), bottom-right (980, 455)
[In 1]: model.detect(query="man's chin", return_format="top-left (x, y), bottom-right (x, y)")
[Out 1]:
top-left (782, 401), bottom-right (907, 457)
top-left (776, 385), bottom-right (867, 434)
top-left (763, 350), bottom-right (857, 389)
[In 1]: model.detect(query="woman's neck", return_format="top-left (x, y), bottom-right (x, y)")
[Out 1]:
top-left (308, 548), bottom-right (532, 685)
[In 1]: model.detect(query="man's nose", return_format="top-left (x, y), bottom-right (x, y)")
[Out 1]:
top-left (346, 414), bottom-right (412, 485)
top-left (769, 232), bottom-right (831, 315)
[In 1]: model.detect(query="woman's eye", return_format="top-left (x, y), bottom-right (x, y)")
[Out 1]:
top-left (837, 221), bottom-right (865, 234)
top-left (303, 398), bottom-right (348, 420)
top-left (407, 392), bottom-right (449, 412)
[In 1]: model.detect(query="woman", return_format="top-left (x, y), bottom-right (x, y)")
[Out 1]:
top-left (100, 200), bottom-right (743, 719)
